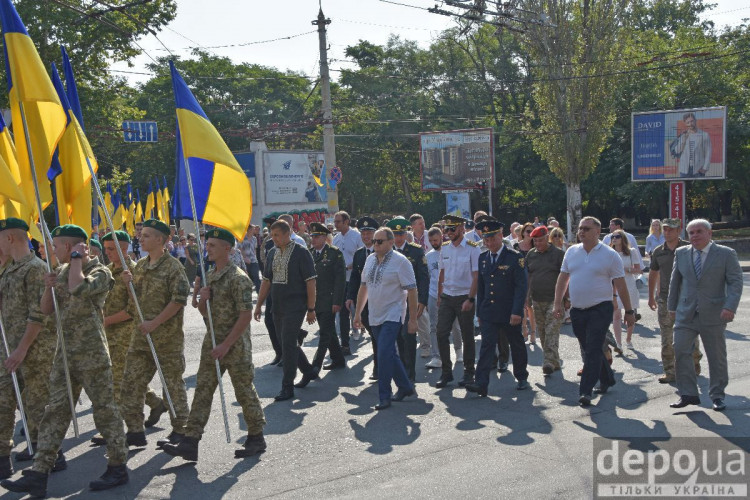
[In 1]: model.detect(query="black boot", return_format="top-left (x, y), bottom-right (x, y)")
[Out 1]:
top-left (162, 436), bottom-right (198, 461)
top-left (126, 431), bottom-right (147, 447)
top-left (14, 442), bottom-right (36, 462)
top-left (144, 401), bottom-right (168, 428)
top-left (156, 431), bottom-right (184, 449)
top-left (90, 434), bottom-right (107, 446)
top-left (1, 469), bottom-right (48, 498)
top-left (0, 455), bottom-right (12, 480)
top-left (234, 433), bottom-right (267, 458)
top-left (89, 464), bottom-right (129, 491)
top-left (51, 450), bottom-right (67, 473)
top-left (274, 387), bottom-right (294, 401)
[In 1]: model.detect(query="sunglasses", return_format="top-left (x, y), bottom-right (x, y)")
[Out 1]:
top-left (578, 226), bottom-right (594, 232)
top-left (373, 239), bottom-right (387, 244)
top-left (612, 234), bottom-right (622, 239)
top-left (444, 227), bottom-right (458, 233)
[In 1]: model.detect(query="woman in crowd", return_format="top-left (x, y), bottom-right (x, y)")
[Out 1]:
top-left (645, 219), bottom-right (664, 262)
top-left (513, 222), bottom-right (536, 344)
top-left (549, 227), bottom-right (566, 250)
top-left (610, 229), bottom-right (640, 352)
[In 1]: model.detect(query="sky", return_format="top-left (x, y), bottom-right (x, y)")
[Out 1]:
top-left (110, 0), bottom-right (750, 85)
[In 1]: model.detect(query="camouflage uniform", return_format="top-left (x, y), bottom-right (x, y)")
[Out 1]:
top-left (184, 263), bottom-right (265, 439)
top-left (105, 258), bottom-right (162, 409)
top-left (532, 301), bottom-right (563, 369)
top-left (0, 253), bottom-right (56, 456)
top-left (31, 257), bottom-right (128, 474)
top-left (120, 253), bottom-right (190, 434)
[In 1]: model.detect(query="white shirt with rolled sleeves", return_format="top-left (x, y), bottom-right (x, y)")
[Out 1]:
top-left (333, 227), bottom-right (363, 280)
top-left (426, 248), bottom-right (440, 299)
top-left (438, 237), bottom-right (481, 296)
top-left (361, 250), bottom-right (417, 326)
top-left (561, 242), bottom-right (626, 309)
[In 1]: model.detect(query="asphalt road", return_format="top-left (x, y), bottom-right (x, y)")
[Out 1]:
top-left (3, 274), bottom-right (750, 499)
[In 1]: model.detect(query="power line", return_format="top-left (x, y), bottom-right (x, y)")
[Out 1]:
top-left (153, 30), bottom-right (317, 52)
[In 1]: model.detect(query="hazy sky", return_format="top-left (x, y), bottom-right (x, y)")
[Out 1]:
top-left (109, 0), bottom-right (750, 85)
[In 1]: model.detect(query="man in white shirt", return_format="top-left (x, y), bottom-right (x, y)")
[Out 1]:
top-left (333, 211), bottom-right (363, 353)
top-left (553, 216), bottom-right (635, 407)
top-left (354, 228), bottom-right (418, 410)
top-left (464, 211), bottom-right (487, 243)
top-left (409, 214), bottom-right (429, 252)
top-left (435, 215), bottom-right (481, 388)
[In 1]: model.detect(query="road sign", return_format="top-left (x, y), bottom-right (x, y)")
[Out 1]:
top-left (670, 181), bottom-right (685, 226)
top-left (123, 121), bottom-right (158, 143)
top-left (329, 166), bottom-right (342, 185)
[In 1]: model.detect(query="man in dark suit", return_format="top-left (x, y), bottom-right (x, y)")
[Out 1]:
top-left (466, 218), bottom-right (529, 397)
top-left (345, 217), bottom-right (380, 380)
top-left (668, 219), bottom-right (743, 412)
top-left (260, 216), bottom-right (281, 364)
top-left (309, 223), bottom-right (347, 371)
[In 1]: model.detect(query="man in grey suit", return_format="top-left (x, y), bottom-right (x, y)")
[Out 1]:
top-left (667, 219), bottom-right (743, 411)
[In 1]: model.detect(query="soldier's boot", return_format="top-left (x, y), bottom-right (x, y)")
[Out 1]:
top-left (89, 464), bottom-right (129, 491)
top-left (0, 455), bottom-right (13, 480)
top-left (126, 431), bottom-right (147, 447)
top-left (52, 451), bottom-right (67, 473)
top-left (91, 434), bottom-right (107, 446)
top-left (235, 433), bottom-right (267, 458)
top-left (162, 436), bottom-right (198, 462)
top-left (156, 431), bottom-right (184, 450)
top-left (14, 443), bottom-right (36, 462)
top-left (0, 469), bottom-right (48, 498)
top-left (144, 401), bottom-right (168, 429)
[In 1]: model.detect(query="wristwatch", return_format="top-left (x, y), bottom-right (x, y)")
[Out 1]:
top-left (624, 310), bottom-right (634, 315)
top-left (70, 251), bottom-right (83, 259)
top-left (467, 297), bottom-right (475, 303)
top-left (307, 308), bottom-right (315, 313)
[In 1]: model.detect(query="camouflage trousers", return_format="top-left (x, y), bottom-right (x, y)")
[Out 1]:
top-left (532, 300), bottom-right (563, 370)
top-left (120, 349), bottom-right (189, 434)
top-left (108, 330), bottom-right (163, 410)
top-left (0, 334), bottom-right (55, 456)
top-left (184, 342), bottom-right (265, 439)
top-left (32, 357), bottom-right (127, 473)
top-left (657, 299), bottom-right (702, 377)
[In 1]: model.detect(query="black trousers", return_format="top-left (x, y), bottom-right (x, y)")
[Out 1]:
top-left (570, 301), bottom-right (616, 397)
top-left (265, 296), bottom-right (281, 356)
top-left (273, 309), bottom-right (315, 390)
top-left (436, 294), bottom-right (476, 378)
top-left (397, 310), bottom-right (417, 382)
top-left (312, 310), bottom-right (345, 369)
top-left (338, 281), bottom-right (351, 347)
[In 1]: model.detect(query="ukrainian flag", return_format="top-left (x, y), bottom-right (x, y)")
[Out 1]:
top-left (135, 188), bottom-right (143, 223)
top-left (155, 177), bottom-right (165, 221)
top-left (105, 182), bottom-right (114, 217)
top-left (126, 184), bottom-right (136, 233)
top-left (170, 61), bottom-right (251, 240)
top-left (162, 175), bottom-right (171, 221)
top-left (0, 0), bottom-right (66, 212)
top-left (145, 180), bottom-right (156, 219)
top-left (0, 114), bottom-right (23, 218)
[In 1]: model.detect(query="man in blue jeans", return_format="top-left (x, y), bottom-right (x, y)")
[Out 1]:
top-left (354, 227), bottom-right (418, 410)
top-left (553, 216), bottom-right (634, 407)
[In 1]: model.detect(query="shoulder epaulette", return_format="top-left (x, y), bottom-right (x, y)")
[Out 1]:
top-left (442, 240), bottom-right (450, 246)
top-left (408, 241), bottom-right (422, 249)
top-left (466, 240), bottom-right (479, 247)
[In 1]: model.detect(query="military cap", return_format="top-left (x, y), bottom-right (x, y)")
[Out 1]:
top-left (143, 218), bottom-right (170, 236)
top-left (442, 214), bottom-right (467, 227)
top-left (475, 214), bottom-right (496, 225)
top-left (476, 218), bottom-right (504, 236)
top-left (0, 217), bottom-right (29, 232)
top-left (51, 224), bottom-right (88, 240)
top-left (206, 227), bottom-right (235, 246)
top-left (101, 230), bottom-right (131, 243)
top-left (309, 222), bottom-right (330, 236)
top-left (262, 216), bottom-right (277, 225)
top-left (385, 216), bottom-right (409, 233)
top-left (661, 218), bottom-right (681, 228)
top-left (89, 238), bottom-right (102, 252)
top-left (466, 220), bottom-right (475, 229)
top-left (529, 226), bottom-right (548, 238)
top-left (356, 216), bottom-right (380, 231)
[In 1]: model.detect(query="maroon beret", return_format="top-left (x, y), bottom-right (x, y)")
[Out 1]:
top-left (530, 226), bottom-right (548, 238)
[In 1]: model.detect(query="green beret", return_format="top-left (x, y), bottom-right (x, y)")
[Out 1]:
top-left (0, 217), bottom-right (29, 232)
top-left (89, 238), bottom-right (102, 251)
top-left (385, 216), bottom-right (409, 233)
top-left (206, 227), bottom-right (235, 246)
top-left (143, 218), bottom-right (169, 236)
top-left (101, 230), bottom-right (131, 243)
top-left (51, 224), bottom-right (87, 240)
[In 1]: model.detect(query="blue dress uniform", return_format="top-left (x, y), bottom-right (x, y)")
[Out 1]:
top-left (469, 219), bottom-right (529, 395)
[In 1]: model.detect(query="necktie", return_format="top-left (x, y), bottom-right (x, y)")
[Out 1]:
top-left (694, 248), bottom-right (702, 279)
top-left (491, 253), bottom-right (498, 266)
top-left (397, 247), bottom-right (404, 254)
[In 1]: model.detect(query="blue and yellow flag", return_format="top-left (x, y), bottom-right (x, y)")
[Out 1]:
top-left (0, 114), bottom-right (24, 218)
top-left (170, 61), bottom-right (252, 240)
top-left (0, 0), bottom-right (66, 214)
top-left (126, 183), bottom-right (136, 233)
top-left (61, 47), bottom-right (84, 129)
top-left (135, 188), bottom-right (143, 222)
top-left (145, 180), bottom-right (156, 219)
top-left (105, 182), bottom-right (114, 217)
top-left (154, 177), bottom-right (165, 221)
top-left (162, 175), bottom-right (171, 221)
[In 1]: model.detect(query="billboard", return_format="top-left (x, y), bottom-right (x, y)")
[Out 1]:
top-left (445, 192), bottom-right (471, 220)
top-left (420, 128), bottom-right (494, 191)
top-left (631, 106), bottom-right (726, 181)
top-left (263, 151), bottom-right (327, 204)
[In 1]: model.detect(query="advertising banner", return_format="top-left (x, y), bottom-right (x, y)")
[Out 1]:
top-left (632, 106), bottom-right (726, 181)
top-left (445, 192), bottom-right (471, 220)
top-left (263, 151), bottom-right (327, 204)
top-left (420, 128), bottom-right (494, 191)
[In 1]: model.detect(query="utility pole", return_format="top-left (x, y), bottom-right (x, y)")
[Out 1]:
top-left (312, 7), bottom-right (339, 213)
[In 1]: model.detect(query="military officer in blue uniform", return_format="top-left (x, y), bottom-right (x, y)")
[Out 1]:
top-left (346, 216), bottom-right (380, 380)
top-left (466, 218), bottom-right (529, 397)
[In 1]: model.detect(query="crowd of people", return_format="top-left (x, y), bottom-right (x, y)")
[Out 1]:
top-left (0, 208), bottom-right (743, 497)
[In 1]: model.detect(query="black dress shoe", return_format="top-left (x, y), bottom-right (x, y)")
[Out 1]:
top-left (269, 355), bottom-right (282, 365)
top-left (594, 381), bottom-right (615, 394)
top-left (392, 387), bottom-right (416, 402)
top-left (369, 371), bottom-right (378, 381)
top-left (294, 370), bottom-right (320, 388)
top-left (669, 395), bottom-right (700, 408)
top-left (323, 362), bottom-right (346, 370)
top-left (464, 383), bottom-right (488, 397)
top-left (516, 380), bottom-right (530, 391)
top-left (458, 374), bottom-right (474, 387)
top-left (374, 400), bottom-right (391, 410)
top-left (342, 346), bottom-right (352, 356)
top-left (498, 362), bottom-right (508, 373)
top-left (579, 394), bottom-right (592, 407)
top-left (712, 398), bottom-right (726, 411)
top-left (435, 375), bottom-right (454, 388)
top-left (274, 388), bottom-right (294, 401)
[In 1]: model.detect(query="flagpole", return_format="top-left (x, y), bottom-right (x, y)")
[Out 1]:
top-left (181, 156), bottom-right (231, 443)
top-left (18, 101), bottom-right (79, 438)
top-left (0, 316), bottom-right (32, 454)
top-left (84, 161), bottom-right (177, 419)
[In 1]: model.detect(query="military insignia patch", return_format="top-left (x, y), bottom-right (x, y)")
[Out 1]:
top-left (518, 258), bottom-right (525, 269)
top-left (242, 289), bottom-right (253, 303)
top-left (0, 221), bottom-right (5, 228)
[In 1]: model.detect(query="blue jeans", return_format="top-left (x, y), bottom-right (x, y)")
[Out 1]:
top-left (570, 301), bottom-right (616, 397)
top-left (371, 321), bottom-right (413, 403)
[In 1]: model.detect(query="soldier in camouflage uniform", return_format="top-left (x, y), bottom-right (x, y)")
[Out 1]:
top-left (90, 231), bottom-right (167, 447)
top-left (119, 219), bottom-right (190, 449)
top-left (1, 224), bottom-right (129, 498)
top-left (163, 228), bottom-right (266, 461)
top-left (0, 219), bottom-right (60, 479)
